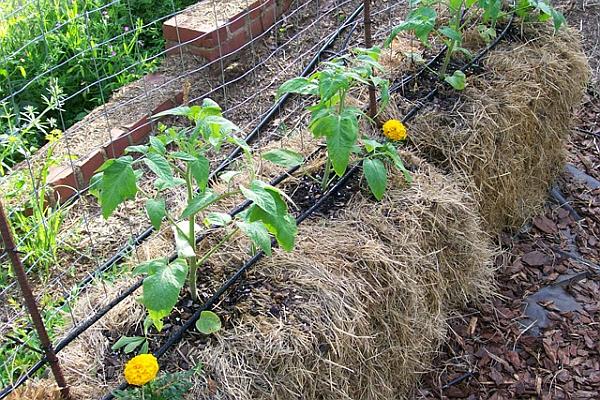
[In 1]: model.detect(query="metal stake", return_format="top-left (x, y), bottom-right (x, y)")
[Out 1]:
top-left (364, 0), bottom-right (378, 120)
top-left (0, 200), bottom-right (71, 399)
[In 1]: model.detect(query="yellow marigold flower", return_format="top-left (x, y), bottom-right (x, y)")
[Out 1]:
top-left (124, 354), bottom-right (159, 386)
top-left (382, 119), bottom-right (407, 141)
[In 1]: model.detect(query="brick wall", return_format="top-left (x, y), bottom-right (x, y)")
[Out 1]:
top-left (163, 0), bottom-right (293, 61)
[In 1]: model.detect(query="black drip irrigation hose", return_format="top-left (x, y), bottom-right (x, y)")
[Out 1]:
top-left (100, 15), bottom-right (517, 400)
top-left (1, 6), bottom-right (369, 397)
top-left (1, 7), bottom-right (516, 399)
top-left (76, 3), bottom-right (365, 291)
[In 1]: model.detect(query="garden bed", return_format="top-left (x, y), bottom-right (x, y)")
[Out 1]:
top-left (0, 0), bottom-right (411, 389)
top-left (1, 0), bottom-right (593, 399)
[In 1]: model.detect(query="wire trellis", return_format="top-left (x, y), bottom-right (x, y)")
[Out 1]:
top-left (0, 0), bottom-right (515, 397)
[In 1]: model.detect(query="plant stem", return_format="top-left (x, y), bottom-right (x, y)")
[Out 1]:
top-left (188, 227), bottom-right (239, 303)
top-left (185, 165), bottom-right (198, 301)
top-left (322, 157), bottom-right (332, 190)
top-left (439, 40), bottom-right (456, 79)
top-left (197, 227), bottom-right (239, 266)
top-left (439, 0), bottom-right (464, 79)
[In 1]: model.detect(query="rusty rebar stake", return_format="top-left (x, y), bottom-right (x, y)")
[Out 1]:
top-left (363, 0), bottom-right (378, 120)
top-left (0, 201), bottom-right (71, 400)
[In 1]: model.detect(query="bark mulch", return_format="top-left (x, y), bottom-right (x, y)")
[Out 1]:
top-left (415, 1), bottom-right (600, 398)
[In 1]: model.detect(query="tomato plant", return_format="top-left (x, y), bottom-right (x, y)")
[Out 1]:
top-left (94, 99), bottom-right (298, 333)
top-left (278, 47), bottom-right (411, 199)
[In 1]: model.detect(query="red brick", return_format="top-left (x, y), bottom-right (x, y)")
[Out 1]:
top-left (248, 16), bottom-right (264, 39)
top-left (152, 98), bottom-right (178, 116)
top-left (103, 130), bottom-right (130, 159)
top-left (196, 47), bottom-right (222, 61)
top-left (202, 26), bottom-right (229, 49)
top-left (48, 164), bottom-right (78, 204)
top-left (219, 28), bottom-right (250, 56)
top-left (76, 148), bottom-right (106, 188)
top-left (163, 24), bottom-right (207, 45)
top-left (261, 4), bottom-right (278, 30)
top-left (227, 9), bottom-right (250, 35)
top-left (249, 0), bottom-right (270, 19)
top-left (126, 117), bottom-right (152, 144)
top-left (174, 91), bottom-right (184, 104)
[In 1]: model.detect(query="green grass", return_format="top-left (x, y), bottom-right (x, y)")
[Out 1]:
top-left (0, 0), bottom-right (197, 172)
top-left (0, 261), bottom-right (130, 387)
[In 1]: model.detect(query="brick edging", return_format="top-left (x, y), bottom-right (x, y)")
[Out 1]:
top-left (47, 0), bottom-right (295, 204)
top-left (47, 92), bottom-right (184, 205)
top-left (163, 0), bottom-right (293, 61)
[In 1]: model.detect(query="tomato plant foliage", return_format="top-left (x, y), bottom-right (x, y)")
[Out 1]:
top-left (93, 99), bottom-right (298, 334)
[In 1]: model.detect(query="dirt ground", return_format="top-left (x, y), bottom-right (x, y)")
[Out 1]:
top-left (415, 0), bottom-right (600, 398)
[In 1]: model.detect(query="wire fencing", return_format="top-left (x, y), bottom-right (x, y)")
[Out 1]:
top-left (0, 0), bottom-right (421, 396)
top-left (0, 0), bottom-right (518, 396)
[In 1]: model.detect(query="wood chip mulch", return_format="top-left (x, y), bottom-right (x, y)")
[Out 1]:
top-left (416, 1), bottom-right (600, 398)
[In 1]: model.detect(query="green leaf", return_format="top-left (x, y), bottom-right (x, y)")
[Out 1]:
top-left (220, 170), bottom-right (240, 184)
top-left (383, 143), bottom-right (413, 184)
top-left (236, 220), bottom-right (272, 255)
top-left (247, 205), bottom-right (297, 251)
top-left (318, 70), bottom-right (349, 102)
top-left (205, 115), bottom-right (239, 136)
top-left (111, 336), bottom-right (145, 352)
top-left (139, 340), bottom-right (149, 355)
top-left (124, 338), bottom-right (145, 354)
top-left (477, 25), bottom-right (497, 43)
top-left (180, 190), bottom-right (219, 219)
top-left (261, 148), bottom-right (304, 168)
top-left (170, 151), bottom-right (197, 161)
top-left (310, 109), bottom-right (359, 176)
top-left (363, 138), bottom-right (384, 153)
top-left (480, 0), bottom-right (502, 23)
top-left (145, 198), bottom-right (166, 230)
top-left (97, 157), bottom-right (138, 219)
top-left (144, 153), bottom-right (184, 190)
top-left (204, 212), bottom-right (232, 227)
top-left (372, 76), bottom-right (390, 111)
top-left (195, 311), bottom-right (221, 334)
top-left (550, 8), bottom-right (565, 31)
top-left (190, 155), bottom-right (210, 191)
top-left (153, 105), bottom-right (195, 119)
top-left (245, 186), bottom-right (296, 252)
top-left (149, 136), bottom-right (166, 155)
top-left (439, 26), bottom-right (462, 43)
top-left (133, 258), bottom-right (168, 277)
top-left (125, 145), bottom-right (148, 155)
top-left (389, 7), bottom-right (437, 46)
top-left (140, 258), bottom-right (188, 330)
top-left (363, 158), bottom-right (388, 201)
top-left (444, 70), bottom-right (466, 91)
top-left (240, 181), bottom-right (279, 216)
top-left (277, 77), bottom-right (319, 98)
top-left (449, 0), bottom-right (463, 11)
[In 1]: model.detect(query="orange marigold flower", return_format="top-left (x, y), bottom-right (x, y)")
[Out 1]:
top-left (382, 119), bottom-right (407, 141)
top-left (124, 354), bottom-right (159, 386)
